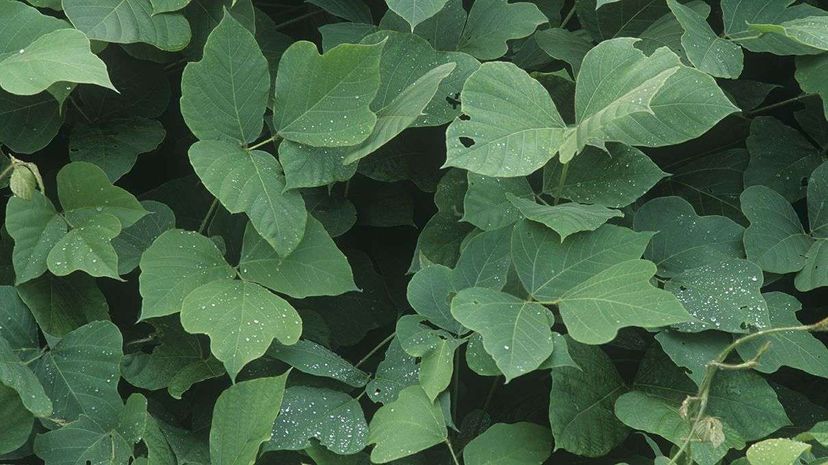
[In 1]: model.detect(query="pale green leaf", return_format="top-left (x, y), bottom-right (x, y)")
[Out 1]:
top-left (138, 230), bottom-right (235, 320)
top-left (452, 226), bottom-right (512, 290)
top-left (795, 54), bottom-right (828, 120)
top-left (741, 185), bottom-right (812, 274)
top-left (463, 422), bottom-right (552, 465)
top-left (266, 386), bottom-right (368, 454)
top-left (151, 0), bottom-right (189, 14)
top-left (457, 0), bottom-right (547, 60)
top-left (64, 0), bottom-right (191, 51)
top-left (189, 140), bottom-right (307, 257)
top-left (367, 385), bottom-right (447, 463)
top-left (667, 0), bottom-right (743, 78)
top-left (47, 213), bottom-right (122, 279)
top-left (746, 439), bottom-right (811, 465)
top-left (452, 287), bottom-right (554, 381)
top-left (366, 338), bottom-right (419, 404)
top-left (180, 279), bottom-right (302, 379)
top-left (722, 0), bottom-right (826, 55)
top-left (273, 41), bottom-right (384, 146)
top-left (57, 162), bottom-right (148, 228)
top-left (508, 194), bottom-right (623, 241)
top-left (279, 141), bottom-right (358, 190)
top-left (5, 191), bottom-right (67, 284)
top-left (386, 0), bottom-right (449, 30)
top-left (463, 174), bottom-right (533, 231)
top-left (407, 264), bottom-right (465, 334)
top-left (418, 336), bottom-right (461, 400)
top-left (180, 12), bottom-right (268, 143)
top-left (0, 337), bottom-right (52, 417)
top-left (749, 17), bottom-right (828, 51)
top-left (210, 375), bottom-right (287, 465)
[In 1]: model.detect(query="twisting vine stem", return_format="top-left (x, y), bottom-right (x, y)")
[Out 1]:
top-left (666, 317), bottom-right (828, 465)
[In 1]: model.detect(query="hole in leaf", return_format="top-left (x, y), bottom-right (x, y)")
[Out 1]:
top-left (446, 92), bottom-right (461, 109)
top-left (459, 113), bottom-right (470, 121)
top-left (459, 137), bottom-right (475, 148)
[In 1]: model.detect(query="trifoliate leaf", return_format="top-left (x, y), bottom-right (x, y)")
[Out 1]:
top-left (189, 141), bottom-right (307, 257)
top-left (667, 0), bottom-right (743, 78)
top-left (180, 12), bottom-right (268, 143)
top-left (367, 385), bottom-right (447, 463)
top-left (463, 422), bottom-right (552, 465)
top-left (741, 186), bottom-right (812, 274)
top-left (266, 386), bottom-right (368, 454)
top-left (47, 213), bottom-right (122, 279)
top-left (452, 288), bottom-right (554, 381)
top-left (64, 0), bottom-right (191, 51)
top-left (209, 375), bottom-right (287, 465)
top-left (457, 0), bottom-right (546, 61)
top-left (180, 279), bottom-right (302, 380)
top-left (272, 41), bottom-right (384, 147)
top-left (138, 230), bottom-right (235, 320)
top-left (5, 191), bottom-right (67, 284)
top-left (57, 162), bottom-right (148, 228)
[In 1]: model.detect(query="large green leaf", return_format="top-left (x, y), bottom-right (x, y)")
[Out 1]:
top-left (407, 264), bottom-right (464, 334)
top-left (0, 29), bottom-right (114, 96)
top-left (444, 61), bottom-right (566, 177)
top-left (180, 279), bottom-right (301, 379)
top-left (209, 375), bottom-right (286, 465)
top-left (796, 239), bottom-right (828, 292)
top-left (0, 286), bottom-right (39, 361)
top-left (418, 336), bottom-right (460, 400)
top-left (239, 217), bottom-right (356, 298)
top-left (46, 213), bottom-right (121, 279)
top-left (535, 28), bottom-right (592, 77)
top-left (452, 287), bottom-right (554, 381)
top-left (33, 321), bottom-right (123, 425)
top-left (5, 191), bottom-right (67, 284)
top-left (457, 0), bottom-right (547, 61)
top-left (386, 0), bottom-right (449, 31)
top-left (578, 0), bottom-right (671, 41)
top-left (507, 194), bottom-right (623, 241)
top-left (57, 162), bottom-right (148, 228)
top-left (266, 386), bottom-right (368, 454)
top-left (462, 422), bottom-right (552, 465)
top-left (180, 12), bottom-right (268, 144)
top-left (737, 292), bottom-right (828, 378)
top-left (367, 385), bottom-right (447, 463)
top-left (17, 273), bottom-right (110, 338)
top-left (272, 41), bottom-right (384, 147)
top-left (189, 140), bottom-right (307, 257)
top-left (634, 196), bottom-right (745, 277)
top-left (549, 340), bottom-right (628, 457)
top-left (138, 230), bottom-right (235, 319)
top-left (0, 90), bottom-right (63, 154)
top-left (452, 226), bottom-right (512, 290)
top-left (34, 394), bottom-right (148, 465)
top-left (556, 259), bottom-right (689, 344)
top-left (741, 185), bottom-right (812, 274)
top-left (380, 0), bottom-right (467, 50)
top-left (69, 118), bottom-right (165, 182)
top-left (666, 0), bottom-right (743, 78)
top-left (64, 0), bottom-right (191, 51)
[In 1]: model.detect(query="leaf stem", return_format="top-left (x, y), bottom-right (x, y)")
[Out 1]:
top-left (666, 317), bottom-right (828, 465)
top-left (445, 438), bottom-right (462, 465)
top-left (248, 135), bottom-right (281, 151)
top-left (354, 332), bottom-right (396, 368)
top-left (553, 163), bottom-right (569, 205)
top-left (560, 4), bottom-right (577, 28)
top-left (69, 96), bottom-right (93, 123)
top-left (745, 93), bottom-right (817, 117)
top-left (199, 198), bottom-right (219, 234)
top-left (274, 9), bottom-right (325, 30)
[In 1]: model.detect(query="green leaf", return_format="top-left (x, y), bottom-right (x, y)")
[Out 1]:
top-left (69, 118), bottom-right (165, 182)
top-left (112, 200), bottom-right (176, 275)
top-left (0, 0), bottom-right (66, 59)
top-left (737, 292), bottom-right (828, 378)
top-left (0, 337), bottom-right (52, 417)
top-left (453, 226), bottom-right (512, 290)
top-left (542, 144), bottom-right (666, 208)
top-left (366, 338), bottom-right (419, 404)
top-left (741, 186), bottom-right (812, 274)
top-left (266, 386), bottom-right (368, 454)
top-left (744, 117), bottom-right (824, 202)
top-left (209, 375), bottom-right (287, 465)
top-left (0, 29), bottom-right (114, 96)
top-left (267, 339), bottom-right (369, 387)
top-left (795, 54), bottom-right (828, 120)
top-left (17, 273), bottom-right (110, 338)
top-left (809, 161), bottom-right (828, 238)
top-left (367, 385), bottom-right (447, 463)
top-left (180, 279), bottom-right (302, 379)
top-left (33, 321), bottom-right (123, 424)
top-left (463, 422), bottom-right (552, 465)
top-left (189, 140), bottom-right (307, 257)
top-left (508, 194), bottom-right (623, 241)
top-left (749, 17), bottom-right (828, 52)
top-left (634, 196), bottom-right (745, 277)
top-left (386, 0), bottom-right (449, 30)
top-left (239, 217), bottom-right (356, 298)
top-left (5, 191), bottom-right (67, 284)
top-left (444, 61), bottom-right (566, 177)
top-left (549, 340), bottom-right (628, 457)
top-left (666, 258), bottom-right (768, 333)
top-left (272, 41), bottom-right (384, 146)
top-left (746, 439), bottom-right (811, 465)
top-left (278, 142), bottom-right (358, 190)
top-left (138, 230), bottom-right (235, 320)
top-left (57, 162), bottom-right (148, 228)
top-left (578, 0), bottom-right (670, 41)
top-left (418, 336), bottom-right (461, 401)
top-left (0, 385), bottom-right (32, 454)
top-left (34, 394), bottom-right (148, 465)
top-left (535, 28), bottom-right (592, 77)
top-left (655, 330), bottom-right (730, 385)
top-left (47, 213), bottom-right (122, 279)
top-left (457, 0), bottom-right (547, 61)
top-left (121, 317), bottom-right (223, 399)
top-left (452, 287), bottom-right (554, 381)
top-left (0, 90), bottom-right (63, 154)
top-left (666, 0), bottom-right (743, 79)
top-left (0, 286), bottom-right (40, 361)
top-left (795, 239), bottom-right (828, 291)
top-left (307, 0), bottom-right (372, 23)
top-left (511, 219), bottom-right (653, 302)
top-left (722, 0), bottom-right (826, 55)
top-left (407, 264), bottom-right (464, 334)
top-left (557, 259), bottom-right (689, 344)
top-left (64, 0), bottom-right (191, 51)
top-left (151, 0), bottom-right (189, 14)
top-left (180, 12), bottom-right (268, 143)
top-left (463, 174), bottom-right (533, 231)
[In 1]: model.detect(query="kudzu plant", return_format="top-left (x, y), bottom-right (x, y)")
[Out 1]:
top-left (0, 0), bottom-right (827, 464)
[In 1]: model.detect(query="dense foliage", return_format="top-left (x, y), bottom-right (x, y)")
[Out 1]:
top-left (0, 0), bottom-right (827, 464)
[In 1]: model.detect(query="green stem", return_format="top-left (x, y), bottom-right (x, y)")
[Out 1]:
top-left (445, 438), bottom-right (461, 465)
top-left (0, 163), bottom-right (13, 181)
top-left (199, 198), bottom-right (219, 234)
top-left (248, 135), bottom-right (281, 151)
top-left (666, 318), bottom-right (828, 465)
top-left (69, 96), bottom-right (93, 123)
top-left (745, 93), bottom-right (817, 117)
top-left (553, 163), bottom-right (569, 205)
top-left (354, 332), bottom-right (396, 368)
top-left (274, 9), bottom-right (325, 29)
top-left (560, 4), bottom-right (577, 28)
